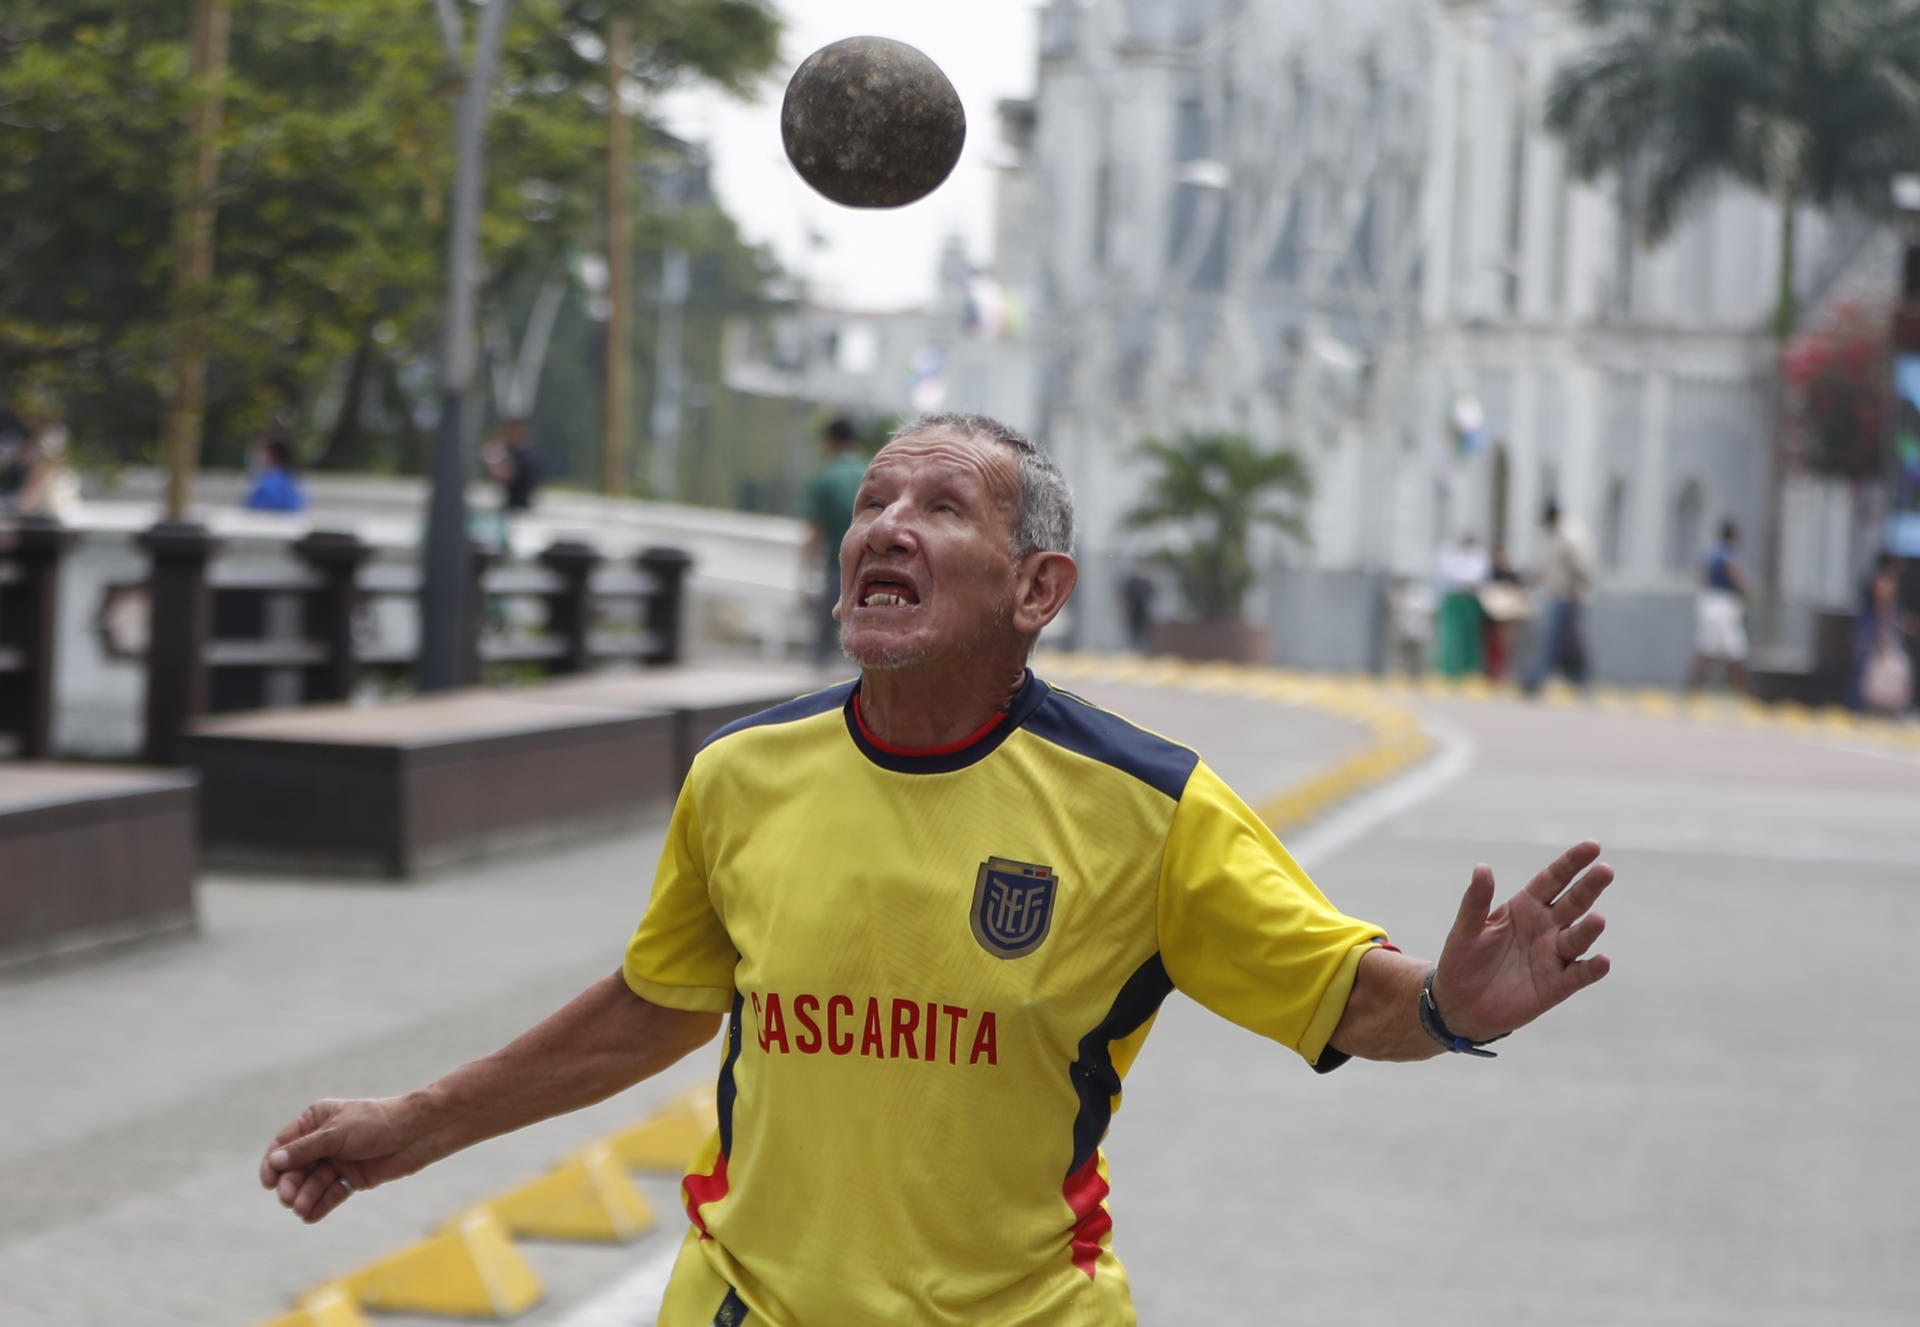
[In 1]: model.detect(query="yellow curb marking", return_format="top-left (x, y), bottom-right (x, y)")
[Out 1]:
top-left (255, 1283), bottom-right (372, 1327)
top-left (1041, 651), bottom-right (1917, 748)
top-left (483, 1142), bottom-right (657, 1243)
top-left (254, 1087), bottom-right (717, 1325)
top-left (344, 1207), bottom-right (542, 1319)
top-left (607, 1084), bottom-right (718, 1173)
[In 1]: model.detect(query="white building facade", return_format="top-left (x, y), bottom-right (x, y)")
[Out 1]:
top-left (1014, 0), bottom-right (1891, 668)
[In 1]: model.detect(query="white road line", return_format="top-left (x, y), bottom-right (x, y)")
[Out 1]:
top-left (1390, 821), bottom-right (1920, 868)
top-left (1286, 716), bottom-right (1479, 870)
top-left (1809, 734), bottom-right (1920, 767)
top-left (548, 1240), bottom-right (681, 1327)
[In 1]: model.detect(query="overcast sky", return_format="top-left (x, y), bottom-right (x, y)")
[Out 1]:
top-left (657, 1), bottom-right (1044, 311)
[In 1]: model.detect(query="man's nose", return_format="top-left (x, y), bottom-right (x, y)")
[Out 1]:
top-left (866, 499), bottom-right (919, 551)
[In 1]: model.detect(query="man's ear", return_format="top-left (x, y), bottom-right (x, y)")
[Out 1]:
top-left (1012, 551), bottom-right (1078, 636)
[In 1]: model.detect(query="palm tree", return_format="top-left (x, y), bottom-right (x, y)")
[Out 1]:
top-left (1545, 0), bottom-right (1920, 338)
top-left (1123, 432), bottom-right (1313, 623)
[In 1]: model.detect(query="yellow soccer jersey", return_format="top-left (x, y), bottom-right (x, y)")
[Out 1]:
top-left (623, 673), bottom-right (1386, 1327)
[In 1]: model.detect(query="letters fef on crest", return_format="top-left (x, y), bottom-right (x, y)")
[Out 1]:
top-left (970, 857), bottom-right (1057, 958)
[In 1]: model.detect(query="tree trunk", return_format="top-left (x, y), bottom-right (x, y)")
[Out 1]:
top-left (162, 0), bottom-right (229, 519)
top-left (317, 328), bottom-right (375, 470)
top-left (603, 15), bottom-right (633, 497)
top-left (1759, 192), bottom-right (1800, 649)
top-left (1773, 194), bottom-right (1798, 343)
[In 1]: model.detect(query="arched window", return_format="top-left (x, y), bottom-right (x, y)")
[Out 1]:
top-left (1668, 479), bottom-right (1704, 574)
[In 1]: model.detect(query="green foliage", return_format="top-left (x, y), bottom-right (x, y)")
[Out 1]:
top-left (0, 0), bottom-right (781, 472)
top-left (1123, 432), bottom-right (1313, 623)
top-left (1544, 0), bottom-right (1920, 338)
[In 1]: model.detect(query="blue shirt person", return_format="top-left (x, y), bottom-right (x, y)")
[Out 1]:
top-left (244, 432), bottom-right (307, 513)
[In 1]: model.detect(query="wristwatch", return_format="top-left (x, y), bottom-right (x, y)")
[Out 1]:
top-left (1418, 967), bottom-right (1510, 1058)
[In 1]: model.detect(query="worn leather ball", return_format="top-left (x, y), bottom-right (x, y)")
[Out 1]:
top-left (780, 36), bottom-right (966, 209)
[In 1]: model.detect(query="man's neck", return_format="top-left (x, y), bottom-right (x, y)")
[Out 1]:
top-left (856, 659), bottom-right (1027, 750)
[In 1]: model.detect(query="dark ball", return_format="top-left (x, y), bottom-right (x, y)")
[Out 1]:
top-left (780, 36), bottom-right (967, 209)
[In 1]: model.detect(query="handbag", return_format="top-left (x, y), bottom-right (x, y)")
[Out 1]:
top-left (1862, 637), bottom-right (1913, 714)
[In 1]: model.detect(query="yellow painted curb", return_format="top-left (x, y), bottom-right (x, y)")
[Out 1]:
top-left (344, 1207), bottom-right (543, 1318)
top-left (605, 1084), bottom-right (717, 1173)
top-left (484, 1142), bottom-right (656, 1242)
top-left (1039, 649), bottom-right (1920, 751)
top-left (255, 1284), bottom-right (372, 1327)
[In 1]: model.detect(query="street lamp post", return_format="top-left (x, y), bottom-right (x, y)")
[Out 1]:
top-left (419, 0), bottom-right (512, 691)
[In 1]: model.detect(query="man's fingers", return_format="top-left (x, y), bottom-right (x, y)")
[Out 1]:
top-left (1552, 861), bottom-right (1614, 920)
top-left (1449, 864), bottom-right (1496, 944)
top-left (1558, 952), bottom-right (1611, 996)
top-left (1524, 840), bottom-right (1602, 905)
top-left (1556, 912), bottom-right (1606, 961)
top-left (291, 1162), bottom-right (341, 1220)
top-left (271, 1122), bottom-right (341, 1174)
top-left (305, 1176), bottom-right (351, 1224)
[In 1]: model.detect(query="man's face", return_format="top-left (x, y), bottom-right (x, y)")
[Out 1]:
top-left (836, 430), bottom-right (1024, 671)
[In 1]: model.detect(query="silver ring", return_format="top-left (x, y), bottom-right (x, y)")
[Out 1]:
top-left (337, 1176), bottom-right (354, 1193)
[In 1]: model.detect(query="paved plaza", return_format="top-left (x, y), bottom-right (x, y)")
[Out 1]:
top-left (2, 674), bottom-right (1917, 1325)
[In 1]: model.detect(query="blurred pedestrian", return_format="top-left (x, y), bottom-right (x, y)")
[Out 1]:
top-left (1855, 553), bottom-right (1914, 717)
top-left (481, 418), bottom-right (542, 550)
top-left (1120, 560), bottom-right (1157, 653)
top-left (1685, 520), bottom-right (1750, 695)
top-left (1432, 535), bottom-right (1489, 677)
top-left (1523, 501), bottom-right (1592, 694)
top-left (1477, 548), bottom-right (1530, 683)
top-left (14, 418), bottom-right (80, 518)
top-left (0, 402), bottom-right (40, 510)
top-left (1388, 577), bottom-right (1435, 676)
top-left (243, 429), bottom-right (307, 513)
top-left (801, 416), bottom-right (866, 667)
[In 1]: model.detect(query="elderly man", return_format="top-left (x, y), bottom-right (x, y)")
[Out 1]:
top-left (263, 413), bottom-right (1613, 1325)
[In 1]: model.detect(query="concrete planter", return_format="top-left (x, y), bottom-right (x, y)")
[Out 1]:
top-left (1150, 620), bottom-right (1270, 663)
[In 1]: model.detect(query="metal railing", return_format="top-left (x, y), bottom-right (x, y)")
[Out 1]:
top-left (94, 525), bottom-right (691, 764)
top-left (0, 517), bottom-right (77, 759)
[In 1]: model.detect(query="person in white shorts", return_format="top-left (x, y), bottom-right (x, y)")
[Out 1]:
top-left (1687, 520), bottom-right (1750, 694)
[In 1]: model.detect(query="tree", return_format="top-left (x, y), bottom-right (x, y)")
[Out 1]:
top-left (0, 0), bottom-right (779, 474)
top-left (1123, 432), bottom-right (1313, 623)
top-left (1544, 0), bottom-right (1920, 341)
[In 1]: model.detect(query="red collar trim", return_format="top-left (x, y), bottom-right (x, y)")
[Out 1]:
top-left (853, 694), bottom-right (1007, 757)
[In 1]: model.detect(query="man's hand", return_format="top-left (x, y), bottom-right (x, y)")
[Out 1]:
top-left (260, 1095), bottom-right (436, 1224)
top-left (1431, 839), bottom-right (1613, 1043)
top-left (257, 975), bottom-right (720, 1226)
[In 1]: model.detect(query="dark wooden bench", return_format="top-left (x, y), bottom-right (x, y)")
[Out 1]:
top-left (180, 667), bottom-right (824, 879)
top-left (522, 665), bottom-right (834, 782)
top-left (184, 692), bottom-right (680, 878)
top-left (0, 764), bottom-right (197, 969)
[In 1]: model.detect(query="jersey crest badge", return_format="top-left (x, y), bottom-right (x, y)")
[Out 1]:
top-left (970, 857), bottom-right (1057, 958)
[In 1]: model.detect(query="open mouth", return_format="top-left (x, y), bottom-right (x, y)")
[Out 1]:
top-left (856, 570), bottom-right (921, 609)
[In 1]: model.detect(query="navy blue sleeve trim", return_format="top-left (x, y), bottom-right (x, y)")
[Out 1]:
top-left (1023, 684), bottom-right (1199, 800)
top-left (698, 680), bottom-right (858, 754)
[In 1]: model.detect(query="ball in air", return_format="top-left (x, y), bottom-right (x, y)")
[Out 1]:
top-left (780, 36), bottom-right (967, 209)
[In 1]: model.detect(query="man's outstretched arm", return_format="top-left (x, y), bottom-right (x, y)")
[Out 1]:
top-left (260, 971), bottom-right (722, 1223)
top-left (1328, 840), bottom-right (1613, 1062)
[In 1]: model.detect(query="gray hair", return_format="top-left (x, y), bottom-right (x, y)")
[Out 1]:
top-left (889, 412), bottom-right (1075, 557)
